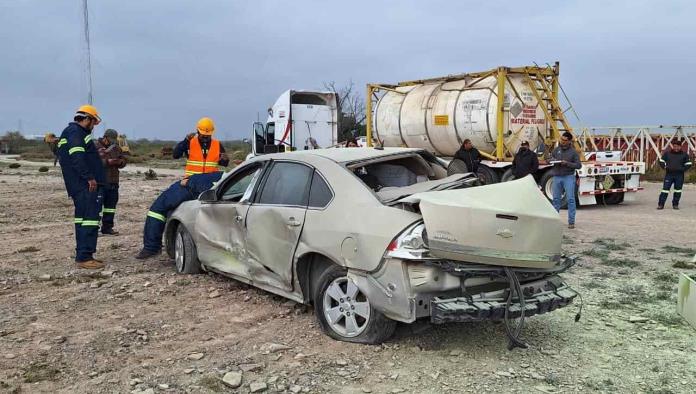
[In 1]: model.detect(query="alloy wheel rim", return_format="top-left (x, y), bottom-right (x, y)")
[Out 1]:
top-left (323, 277), bottom-right (371, 337)
top-left (175, 232), bottom-right (184, 271)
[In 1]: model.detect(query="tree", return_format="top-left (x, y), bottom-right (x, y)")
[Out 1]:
top-left (1, 131), bottom-right (26, 154)
top-left (323, 80), bottom-right (366, 141)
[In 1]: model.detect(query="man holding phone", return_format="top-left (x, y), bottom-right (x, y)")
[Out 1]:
top-left (550, 132), bottom-right (582, 229)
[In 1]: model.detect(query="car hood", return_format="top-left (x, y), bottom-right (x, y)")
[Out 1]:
top-left (397, 176), bottom-right (563, 269)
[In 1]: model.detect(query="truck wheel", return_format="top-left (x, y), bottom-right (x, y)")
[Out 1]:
top-left (540, 171), bottom-right (568, 209)
top-left (313, 265), bottom-right (396, 344)
top-left (501, 168), bottom-right (515, 182)
top-left (447, 159), bottom-right (469, 176)
top-left (596, 192), bottom-right (624, 205)
top-left (477, 165), bottom-right (500, 185)
top-left (174, 225), bottom-right (202, 274)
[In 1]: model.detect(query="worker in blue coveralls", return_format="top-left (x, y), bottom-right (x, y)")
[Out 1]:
top-left (135, 172), bottom-right (223, 259)
top-left (56, 105), bottom-right (107, 269)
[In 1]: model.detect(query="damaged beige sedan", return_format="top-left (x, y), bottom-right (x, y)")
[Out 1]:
top-left (164, 148), bottom-right (579, 346)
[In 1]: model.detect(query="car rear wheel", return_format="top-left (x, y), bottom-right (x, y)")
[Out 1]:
top-left (175, 225), bottom-right (201, 274)
top-left (313, 265), bottom-right (395, 344)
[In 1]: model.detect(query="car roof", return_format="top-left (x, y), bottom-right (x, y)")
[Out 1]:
top-left (256, 147), bottom-right (426, 164)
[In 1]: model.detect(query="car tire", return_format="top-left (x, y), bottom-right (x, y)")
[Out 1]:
top-left (501, 168), bottom-right (516, 182)
top-left (447, 159), bottom-right (469, 176)
top-left (174, 225), bottom-right (201, 274)
top-left (477, 165), bottom-right (500, 185)
top-left (313, 265), bottom-right (396, 344)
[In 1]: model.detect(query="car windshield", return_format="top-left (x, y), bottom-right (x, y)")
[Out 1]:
top-left (347, 152), bottom-right (479, 203)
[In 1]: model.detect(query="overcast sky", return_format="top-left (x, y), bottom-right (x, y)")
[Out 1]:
top-left (1, 0), bottom-right (694, 140)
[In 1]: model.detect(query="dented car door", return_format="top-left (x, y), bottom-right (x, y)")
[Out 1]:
top-left (195, 165), bottom-right (264, 277)
top-left (245, 161), bottom-right (313, 291)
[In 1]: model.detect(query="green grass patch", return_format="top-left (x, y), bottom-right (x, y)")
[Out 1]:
top-left (650, 310), bottom-right (684, 326)
top-left (602, 258), bottom-right (641, 268)
top-left (23, 363), bottom-right (60, 383)
top-left (655, 272), bottom-right (674, 283)
top-left (662, 245), bottom-right (696, 256)
top-left (582, 248), bottom-right (610, 259)
top-left (598, 299), bottom-right (623, 310)
top-left (593, 238), bottom-right (632, 251)
top-left (584, 279), bottom-right (607, 289)
top-left (672, 260), bottom-right (694, 269)
top-left (198, 374), bottom-right (225, 393)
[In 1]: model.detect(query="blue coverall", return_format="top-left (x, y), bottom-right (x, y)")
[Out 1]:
top-left (142, 172), bottom-right (223, 253)
top-left (56, 123), bottom-right (106, 262)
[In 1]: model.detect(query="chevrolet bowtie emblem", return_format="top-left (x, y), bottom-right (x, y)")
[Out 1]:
top-left (496, 229), bottom-right (514, 238)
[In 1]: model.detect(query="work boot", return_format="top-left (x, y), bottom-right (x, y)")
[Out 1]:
top-left (76, 260), bottom-right (105, 270)
top-left (135, 249), bottom-right (160, 260)
top-left (568, 224), bottom-right (575, 229)
top-left (657, 205), bottom-right (664, 210)
top-left (673, 205), bottom-right (680, 210)
top-left (101, 228), bottom-right (120, 236)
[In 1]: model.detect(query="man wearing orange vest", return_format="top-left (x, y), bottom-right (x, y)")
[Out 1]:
top-left (173, 117), bottom-right (229, 175)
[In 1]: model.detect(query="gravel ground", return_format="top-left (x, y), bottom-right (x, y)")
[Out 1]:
top-left (1, 163), bottom-right (695, 394)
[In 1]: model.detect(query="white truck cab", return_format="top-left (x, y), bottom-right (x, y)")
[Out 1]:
top-left (250, 90), bottom-right (339, 157)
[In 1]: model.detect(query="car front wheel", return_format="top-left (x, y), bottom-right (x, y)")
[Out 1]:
top-left (313, 265), bottom-right (396, 344)
top-left (174, 225), bottom-right (201, 274)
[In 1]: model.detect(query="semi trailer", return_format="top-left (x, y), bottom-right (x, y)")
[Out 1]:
top-left (249, 63), bottom-right (645, 206)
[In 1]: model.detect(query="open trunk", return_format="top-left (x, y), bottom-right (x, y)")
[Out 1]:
top-left (397, 176), bottom-right (563, 269)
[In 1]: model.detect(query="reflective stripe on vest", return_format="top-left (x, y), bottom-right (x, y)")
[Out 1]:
top-left (184, 136), bottom-right (221, 175)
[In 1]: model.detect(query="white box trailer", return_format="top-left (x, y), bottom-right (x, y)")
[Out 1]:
top-left (366, 63), bottom-right (645, 206)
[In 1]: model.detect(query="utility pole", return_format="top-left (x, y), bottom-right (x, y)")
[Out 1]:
top-left (82, 0), bottom-right (94, 105)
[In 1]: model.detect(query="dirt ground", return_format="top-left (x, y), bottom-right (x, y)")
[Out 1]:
top-left (1, 162), bottom-right (695, 394)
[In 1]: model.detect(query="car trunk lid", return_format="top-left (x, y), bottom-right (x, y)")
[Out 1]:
top-left (397, 176), bottom-right (563, 269)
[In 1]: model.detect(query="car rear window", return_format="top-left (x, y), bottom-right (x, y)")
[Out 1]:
top-left (258, 162), bottom-right (312, 206)
top-left (308, 172), bottom-right (333, 208)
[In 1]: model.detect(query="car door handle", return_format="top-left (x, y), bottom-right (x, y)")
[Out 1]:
top-left (286, 217), bottom-right (301, 227)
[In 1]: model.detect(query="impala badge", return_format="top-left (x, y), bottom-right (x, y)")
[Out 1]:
top-left (496, 229), bottom-right (514, 238)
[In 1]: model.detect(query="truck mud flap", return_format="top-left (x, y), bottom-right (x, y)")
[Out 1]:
top-left (430, 283), bottom-right (578, 324)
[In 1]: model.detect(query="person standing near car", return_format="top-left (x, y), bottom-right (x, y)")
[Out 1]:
top-left (135, 172), bottom-right (223, 260)
top-left (96, 128), bottom-right (127, 235)
top-left (511, 140), bottom-right (539, 179)
top-left (56, 105), bottom-right (106, 269)
top-left (454, 139), bottom-right (480, 173)
top-left (550, 132), bottom-right (582, 229)
top-left (657, 139), bottom-right (692, 210)
top-left (173, 117), bottom-right (230, 176)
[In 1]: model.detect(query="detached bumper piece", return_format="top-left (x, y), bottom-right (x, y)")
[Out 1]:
top-left (430, 276), bottom-right (578, 324)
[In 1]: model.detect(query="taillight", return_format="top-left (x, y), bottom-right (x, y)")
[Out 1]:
top-left (387, 240), bottom-right (398, 251)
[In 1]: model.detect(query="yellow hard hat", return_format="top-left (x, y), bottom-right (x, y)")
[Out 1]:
top-left (196, 117), bottom-right (215, 135)
top-left (76, 104), bottom-right (101, 124)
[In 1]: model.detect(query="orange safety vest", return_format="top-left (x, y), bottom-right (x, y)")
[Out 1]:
top-left (184, 136), bottom-right (221, 176)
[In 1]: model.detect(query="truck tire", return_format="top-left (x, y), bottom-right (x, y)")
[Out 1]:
top-left (596, 192), bottom-right (624, 205)
top-left (477, 165), bottom-right (500, 185)
top-left (447, 159), bottom-right (469, 176)
top-left (540, 171), bottom-right (568, 209)
top-left (501, 168), bottom-right (515, 182)
top-left (313, 265), bottom-right (396, 344)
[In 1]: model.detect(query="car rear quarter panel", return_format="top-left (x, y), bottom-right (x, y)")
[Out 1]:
top-left (294, 155), bottom-right (421, 273)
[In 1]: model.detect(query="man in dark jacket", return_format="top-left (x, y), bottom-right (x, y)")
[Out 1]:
top-left (511, 141), bottom-right (539, 179)
top-left (57, 105), bottom-right (107, 269)
top-left (550, 132), bottom-right (582, 229)
top-left (135, 172), bottom-right (224, 259)
top-left (454, 139), bottom-right (480, 173)
top-left (658, 140), bottom-right (693, 210)
top-left (96, 129), bottom-right (127, 235)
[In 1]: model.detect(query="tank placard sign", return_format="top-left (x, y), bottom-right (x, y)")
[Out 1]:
top-left (434, 115), bottom-right (449, 126)
top-left (510, 102), bottom-right (544, 125)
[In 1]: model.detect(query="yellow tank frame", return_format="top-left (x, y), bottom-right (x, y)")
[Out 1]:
top-left (366, 62), bottom-right (583, 161)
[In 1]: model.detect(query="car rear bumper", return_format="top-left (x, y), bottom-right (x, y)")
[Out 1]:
top-left (430, 275), bottom-right (578, 324)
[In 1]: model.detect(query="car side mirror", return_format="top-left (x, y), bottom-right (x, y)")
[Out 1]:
top-left (198, 189), bottom-right (217, 202)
